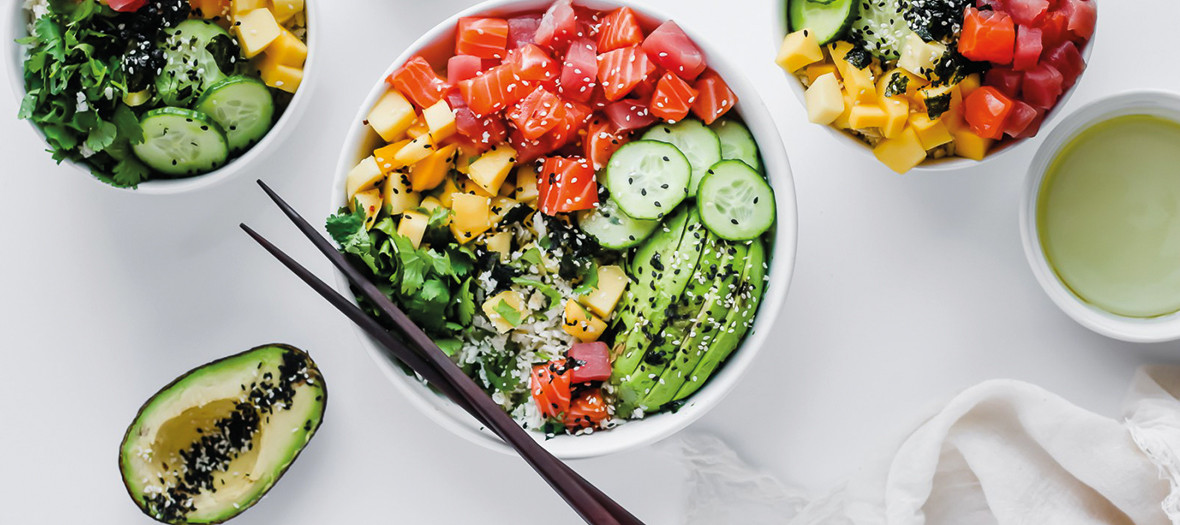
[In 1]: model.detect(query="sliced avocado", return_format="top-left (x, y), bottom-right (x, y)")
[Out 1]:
top-left (615, 231), bottom-right (731, 415)
top-left (611, 206), bottom-right (693, 332)
top-left (609, 207), bottom-right (707, 392)
top-left (675, 238), bottom-right (767, 401)
top-left (641, 239), bottom-right (750, 411)
top-left (119, 344), bottom-right (327, 524)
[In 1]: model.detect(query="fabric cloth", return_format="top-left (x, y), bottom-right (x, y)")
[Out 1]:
top-left (668, 366), bottom-right (1180, 525)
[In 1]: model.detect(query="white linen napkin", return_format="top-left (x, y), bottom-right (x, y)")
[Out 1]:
top-left (667, 366), bottom-right (1180, 524)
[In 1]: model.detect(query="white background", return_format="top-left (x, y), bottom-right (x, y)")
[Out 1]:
top-left (1, 0), bottom-right (1177, 523)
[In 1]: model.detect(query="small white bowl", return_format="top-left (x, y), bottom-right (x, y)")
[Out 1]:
top-left (1020, 90), bottom-right (1180, 343)
top-left (773, 3), bottom-right (1096, 172)
top-left (4, 1), bottom-right (319, 195)
top-left (331, 0), bottom-right (798, 459)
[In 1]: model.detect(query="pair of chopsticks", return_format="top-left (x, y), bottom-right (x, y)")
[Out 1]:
top-left (241, 180), bottom-right (643, 525)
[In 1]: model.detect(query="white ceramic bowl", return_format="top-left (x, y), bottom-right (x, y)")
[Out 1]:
top-left (4, 1), bottom-right (319, 194)
top-left (331, 0), bottom-right (798, 459)
top-left (773, 3), bottom-right (1096, 172)
top-left (1020, 90), bottom-right (1180, 343)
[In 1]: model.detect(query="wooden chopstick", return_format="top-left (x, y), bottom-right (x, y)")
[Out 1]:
top-left (245, 180), bottom-right (643, 525)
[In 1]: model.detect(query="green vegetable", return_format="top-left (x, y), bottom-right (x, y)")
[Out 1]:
top-left (494, 299), bottom-right (523, 327)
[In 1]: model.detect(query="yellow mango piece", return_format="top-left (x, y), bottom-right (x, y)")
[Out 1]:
top-left (405, 117), bottom-right (429, 140)
top-left (264, 26), bottom-right (307, 68)
top-left (513, 163), bottom-right (539, 202)
top-left (411, 143), bottom-right (456, 192)
top-left (485, 232), bottom-right (513, 261)
top-left (269, 0), bottom-right (304, 23)
top-left (776, 30), bottom-right (823, 73)
top-left (234, 8), bottom-right (282, 58)
top-left (874, 73), bottom-right (910, 139)
top-left (351, 189), bottom-right (382, 230)
top-left (805, 73), bottom-right (844, 125)
top-left (459, 176), bottom-right (495, 199)
top-left (832, 90), bottom-right (855, 130)
top-left (806, 63), bottom-right (839, 84)
top-left (373, 139), bottom-right (412, 174)
top-left (897, 33), bottom-right (946, 79)
top-left (578, 265), bottom-right (628, 318)
top-left (437, 176), bottom-right (462, 208)
top-left (490, 197), bottom-right (519, 227)
top-left (498, 179), bottom-right (516, 197)
top-left (958, 73), bottom-right (982, 98)
top-left (382, 171), bottom-right (420, 215)
top-left (345, 156), bottom-right (384, 202)
top-left (367, 90), bottom-right (417, 143)
top-left (422, 100), bottom-right (457, 142)
top-left (909, 113), bottom-right (954, 150)
top-left (830, 42), bottom-right (876, 103)
top-left (420, 196), bottom-right (443, 212)
top-left (394, 134), bottom-right (434, 167)
top-left (231, 0), bottom-right (266, 15)
top-left (467, 145), bottom-right (517, 195)
top-left (482, 291), bottom-right (528, 333)
top-left (451, 193), bottom-right (492, 238)
top-left (191, 0), bottom-right (229, 18)
top-left (256, 52), bottom-right (302, 93)
top-left (873, 127), bottom-right (927, 174)
top-left (849, 104), bottom-right (888, 130)
top-left (563, 300), bottom-right (607, 343)
top-left (952, 129), bottom-right (993, 161)
top-left (397, 210), bottom-right (429, 249)
top-left (878, 68), bottom-right (923, 98)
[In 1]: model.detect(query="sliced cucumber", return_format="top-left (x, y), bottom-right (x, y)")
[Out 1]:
top-left (697, 160), bottom-right (775, 241)
top-left (710, 119), bottom-right (762, 172)
top-left (788, 0), bottom-right (858, 45)
top-left (577, 198), bottom-right (660, 250)
top-left (133, 107), bottom-right (229, 177)
top-left (641, 119), bottom-right (721, 198)
top-left (156, 20), bottom-right (237, 107)
top-left (604, 140), bottom-right (691, 220)
top-left (849, 0), bottom-right (912, 59)
top-left (194, 76), bottom-right (275, 153)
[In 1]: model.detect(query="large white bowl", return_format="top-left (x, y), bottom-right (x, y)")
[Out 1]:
top-left (4, 1), bottom-right (320, 195)
top-left (773, 2), bottom-right (1096, 172)
top-left (1020, 90), bottom-right (1180, 343)
top-left (331, 0), bottom-right (798, 459)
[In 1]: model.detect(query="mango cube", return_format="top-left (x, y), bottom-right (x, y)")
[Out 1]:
top-left (873, 127), bottom-right (927, 174)
top-left (898, 33), bottom-right (946, 79)
top-left (264, 26), bottom-right (307, 67)
top-left (373, 139), bottom-right (412, 174)
top-left (958, 73), bottom-right (982, 98)
top-left (952, 129), bottom-right (993, 161)
top-left (830, 42), bottom-right (876, 103)
top-left (806, 63), bottom-right (839, 84)
top-left (578, 265), bottom-right (628, 318)
top-left (257, 53), bottom-right (303, 93)
top-left (485, 232), bottom-right (513, 260)
top-left (231, 0), bottom-right (266, 15)
top-left (192, 0), bottom-right (229, 18)
top-left (234, 8), bottom-right (282, 58)
top-left (437, 176), bottom-right (462, 208)
top-left (776, 30), bottom-right (823, 73)
top-left (269, 0), bottom-right (304, 22)
top-left (345, 156), bottom-right (384, 202)
top-left (467, 145), bottom-right (517, 195)
top-left (394, 134), bottom-right (434, 167)
top-left (563, 300), bottom-right (607, 342)
top-left (382, 171), bottom-right (420, 215)
top-left (832, 91), bottom-right (855, 129)
top-left (367, 90), bottom-right (417, 143)
top-left (909, 113), bottom-right (954, 150)
top-left (397, 210), bottom-right (429, 248)
top-left (420, 196), bottom-right (443, 212)
top-left (405, 117), bottom-right (430, 140)
top-left (451, 193), bottom-right (492, 241)
top-left (849, 104), bottom-right (888, 130)
top-left (513, 164), bottom-right (539, 202)
top-left (498, 179), bottom-right (516, 197)
top-left (483, 291), bottom-right (528, 333)
top-left (351, 189), bottom-right (382, 230)
top-left (422, 100), bottom-right (457, 142)
top-left (411, 143), bottom-right (456, 192)
top-left (460, 176), bottom-right (495, 198)
top-left (805, 73), bottom-right (845, 125)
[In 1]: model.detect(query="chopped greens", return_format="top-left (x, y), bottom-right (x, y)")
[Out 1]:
top-left (884, 72), bottom-right (910, 97)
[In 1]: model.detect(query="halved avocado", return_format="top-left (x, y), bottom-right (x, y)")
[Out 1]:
top-left (119, 344), bottom-right (327, 524)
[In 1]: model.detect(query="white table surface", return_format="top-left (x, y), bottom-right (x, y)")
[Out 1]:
top-left (2, 0), bottom-right (1177, 523)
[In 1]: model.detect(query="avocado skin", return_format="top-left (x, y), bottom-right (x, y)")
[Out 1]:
top-left (674, 237), bottom-right (767, 401)
top-left (119, 344), bottom-right (327, 525)
top-left (640, 239), bottom-right (751, 411)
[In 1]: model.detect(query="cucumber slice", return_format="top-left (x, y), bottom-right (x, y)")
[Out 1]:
top-left (133, 107), bottom-right (230, 177)
top-left (604, 140), bottom-right (691, 220)
top-left (156, 20), bottom-right (238, 107)
top-left (577, 198), bottom-right (660, 250)
top-left (698, 160), bottom-right (775, 241)
top-left (710, 119), bottom-right (762, 172)
top-left (194, 76), bottom-right (275, 153)
top-left (641, 119), bottom-right (721, 198)
top-left (849, 0), bottom-right (912, 59)
top-left (787, 0), bottom-right (858, 45)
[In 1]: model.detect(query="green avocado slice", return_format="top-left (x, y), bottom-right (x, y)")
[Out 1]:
top-left (119, 344), bottom-right (327, 524)
top-left (674, 238), bottom-right (767, 401)
top-left (640, 239), bottom-right (750, 411)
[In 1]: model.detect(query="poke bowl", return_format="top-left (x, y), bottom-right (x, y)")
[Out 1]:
top-left (6, 0), bottom-right (319, 194)
top-left (775, 0), bottom-right (1096, 174)
top-left (328, 0), bottom-right (797, 458)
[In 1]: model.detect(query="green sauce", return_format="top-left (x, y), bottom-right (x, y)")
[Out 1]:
top-left (1038, 114), bottom-right (1180, 318)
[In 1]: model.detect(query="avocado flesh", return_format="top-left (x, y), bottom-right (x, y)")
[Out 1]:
top-left (615, 230), bottom-right (730, 415)
top-left (675, 237), bottom-right (767, 401)
top-left (120, 344), bottom-right (326, 524)
top-left (640, 239), bottom-right (750, 411)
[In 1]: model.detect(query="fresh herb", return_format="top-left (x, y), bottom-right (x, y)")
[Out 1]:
top-left (512, 277), bottom-right (563, 307)
top-left (883, 72), bottom-right (910, 98)
top-left (572, 260), bottom-right (599, 296)
top-left (494, 299), bottom-right (523, 327)
top-left (482, 351), bottom-right (521, 394)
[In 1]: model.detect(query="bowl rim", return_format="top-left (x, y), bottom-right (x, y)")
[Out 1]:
top-left (1019, 89), bottom-right (1180, 343)
top-left (329, 0), bottom-right (799, 459)
top-left (771, 1), bottom-right (1097, 172)
top-left (4, 0), bottom-right (320, 195)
